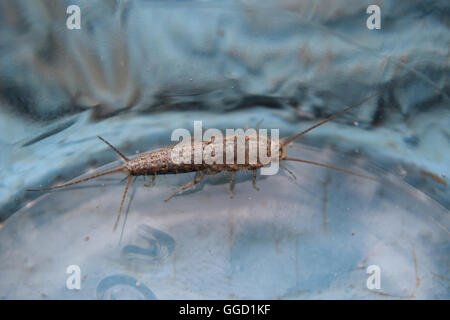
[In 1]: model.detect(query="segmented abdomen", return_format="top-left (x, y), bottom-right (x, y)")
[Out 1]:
top-left (127, 135), bottom-right (277, 176)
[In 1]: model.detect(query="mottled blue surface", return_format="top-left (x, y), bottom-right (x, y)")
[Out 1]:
top-left (0, 0), bottom-right (449, 299)
top-left (0, 145), bottom-right (448, 299)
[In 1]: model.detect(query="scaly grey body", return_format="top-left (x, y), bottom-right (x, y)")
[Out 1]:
top-left (27, 93), bottom-right (379, 231)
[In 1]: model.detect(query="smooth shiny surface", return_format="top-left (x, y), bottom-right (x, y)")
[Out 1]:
top-left (1, 144), bottom-right (448, 299)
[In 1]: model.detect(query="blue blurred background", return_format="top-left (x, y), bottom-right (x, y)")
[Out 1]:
top-left (0, 0), bottom-right (448, 299)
